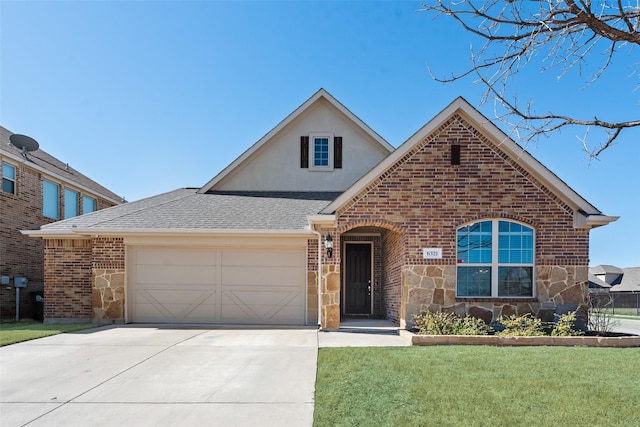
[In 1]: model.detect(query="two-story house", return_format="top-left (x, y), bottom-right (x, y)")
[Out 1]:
top-left (1, 125), bottom-right (122, 319)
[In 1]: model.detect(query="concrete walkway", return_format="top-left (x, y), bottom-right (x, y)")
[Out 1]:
top-left (318, 319), bottom-right (409, 348)
top-left (0, 325), bottom-right (319, 427)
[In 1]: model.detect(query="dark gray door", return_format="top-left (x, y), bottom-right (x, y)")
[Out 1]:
top-left (344, 243), bottom-right (371, 314)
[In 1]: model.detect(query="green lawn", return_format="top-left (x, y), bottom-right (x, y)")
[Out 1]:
top-left (604, 308), bottom-right (640, 317)
top-left (0, 320), bottom-right (100, 346)
top-left (314, 346), bottom-right (640, 427)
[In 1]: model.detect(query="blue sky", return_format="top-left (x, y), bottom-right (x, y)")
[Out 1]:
top-left (1, 1), bottom-right (638, 267)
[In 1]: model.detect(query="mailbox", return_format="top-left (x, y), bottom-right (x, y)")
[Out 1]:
top-left (14, 277), bottom-right (28, 288)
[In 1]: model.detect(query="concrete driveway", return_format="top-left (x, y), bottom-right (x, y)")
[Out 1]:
top-left (0, 325), bottom-right (318, 427)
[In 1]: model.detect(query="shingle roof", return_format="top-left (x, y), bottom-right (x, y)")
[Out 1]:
top-left (590, 265), bottom-right (625, 275)
top-left (611, 267), bottom-right (640, 293)
top-left (588, 274), bottom-right (611, 289)
top-left (39, 188), bottom-right (335, 231)
top-left (1, 125), bottom-right (121, 203)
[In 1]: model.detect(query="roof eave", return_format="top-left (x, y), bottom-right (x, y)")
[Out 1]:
top-left (24, 227), bottom-right (317, 238)
top-left (307, 214), bottom-right (337, 228)
top-left (575, 213), bottom-right (619, 229)
top-left (20, 229), bottom-right (87, 238)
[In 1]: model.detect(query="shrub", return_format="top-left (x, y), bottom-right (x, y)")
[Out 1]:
top-left (497, 313), bottom-right (545, 336)
top-left (551, 310), bottom-right (584, 336)
top-left (413, 311), bottom-right (491, 335)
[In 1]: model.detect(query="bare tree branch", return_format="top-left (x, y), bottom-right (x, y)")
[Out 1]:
top-left (420, 0), bottom-right (640, 157)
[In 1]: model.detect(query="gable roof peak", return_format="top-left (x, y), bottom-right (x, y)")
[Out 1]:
top-left (198, 89), bottom-right (393, 193)
top-left (321, 97), bottom-right (617, 229)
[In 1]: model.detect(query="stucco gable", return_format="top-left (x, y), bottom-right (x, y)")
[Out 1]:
top-left (198, 89), bottom-right (394, 193)
top-left (321, 97), bottom-right (617, 229)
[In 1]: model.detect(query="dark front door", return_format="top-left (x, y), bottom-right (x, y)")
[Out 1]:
top-left (344, 243), bottom-right (372, 315)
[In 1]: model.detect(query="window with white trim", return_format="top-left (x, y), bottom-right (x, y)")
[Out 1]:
top-left (301, 134), bottom-right (342, 169)
top-left (456, 220), bottom-right (534, 297)
top-left (2, 162), bottom-right (16, 194)
top-left (43, 179), bottom-right (59, 219)
top-left (309, 133), bottom-right (334, 170)
top-left (64, 188), bottom-right (79, 219)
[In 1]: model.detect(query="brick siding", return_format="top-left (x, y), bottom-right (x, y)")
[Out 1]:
top-left (1, 156), bottom-right (116, 319)
top-left (332, 114), bottom-right (590, 327)
top-left (43, 239), bottom-right (93, 320)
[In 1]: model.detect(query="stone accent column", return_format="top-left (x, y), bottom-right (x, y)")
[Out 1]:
top-left (92, 269), bottom-right (125, 322)
top-left (321, 264), bottom-right (341, 329)
top-left (91, 237), bottom-right (125, 323)
top-left (307, 271), bottom-right (318, 325)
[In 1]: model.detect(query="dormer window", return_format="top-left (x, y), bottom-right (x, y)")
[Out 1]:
top-left (300, 134), bottom-right (342, 170)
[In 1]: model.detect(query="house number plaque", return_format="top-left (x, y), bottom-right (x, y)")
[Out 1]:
top-left (422, 248), bottom-right (442, 259)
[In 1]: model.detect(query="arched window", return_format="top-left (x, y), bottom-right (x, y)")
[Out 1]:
top-left (456, 220), bottom-right (534, 297)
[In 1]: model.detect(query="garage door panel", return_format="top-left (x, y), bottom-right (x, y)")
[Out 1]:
top-left (130, 246), bottom-right (306, 325)
top-left (135, 265), bottom-right (216, 285)
top-left (221, 288), bottom-right (301, 306)
top-left (134, 286), bottom-right (217, 322)
top-left (222, 249), bottom-right (304, 266)
top-left (135, 304), bottom-right (216, 322)
top-left (221, 304), bottom-right (303, 324)
top-left (136, 248), bottom-right (216, 266)
top-left (136, 287), bottom-right (217, 305)
top-left (221, 266), bottom-right (305, 286)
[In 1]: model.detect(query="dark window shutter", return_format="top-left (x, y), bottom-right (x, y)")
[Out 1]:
top-left (300, 136), bottom-right (309, 168)
top-left (451, 144), bottom-right (461, 165)
top-left (334, 136), bottom-right (342, 169)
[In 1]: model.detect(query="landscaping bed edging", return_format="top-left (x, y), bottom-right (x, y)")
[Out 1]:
top-left (399, 330), bottom-right (640, 347)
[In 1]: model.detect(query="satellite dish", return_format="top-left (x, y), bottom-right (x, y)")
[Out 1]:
top-left (9, 134), bottom-right (39, 158)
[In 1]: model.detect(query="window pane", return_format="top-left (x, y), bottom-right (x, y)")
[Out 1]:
top-left (2, 179), bottom-right (14, 193)
top-left (2, 163), bottom-right (15, 179)
top-left (498, 267), bottom-right (533, 297)
top-left (457, 267), bottom-right (491, 297)
top-left (64, 189), bottom-right (78, 219)
top-left (457, 221), bottom-right (492, 264)
top-left (314, 137), bottom-right (329, 166)
top-left (498, 221), bottom-right (533, 265)
top-left (82, 196), bottom-right (95, 214)
top-left (2, 163), bottom-right (15, 194)
top-left (43, 180), bottom-right (59, 219)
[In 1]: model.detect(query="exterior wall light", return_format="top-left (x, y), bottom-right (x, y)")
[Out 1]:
top-left (324, 234), bottom-right (333, 258)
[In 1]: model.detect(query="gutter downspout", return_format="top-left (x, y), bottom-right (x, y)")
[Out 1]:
top-left (306, 225), bottom-right (323, 329)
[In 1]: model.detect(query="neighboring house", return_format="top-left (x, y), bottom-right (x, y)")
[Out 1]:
top-left (23, 90), bottom-right (618, 329)
top-left (588, 264), bottom-right (623, 294)
top-left (1, 125), bottom-right (122, 319)
top-left (589, 265), bottom-right (640, 309)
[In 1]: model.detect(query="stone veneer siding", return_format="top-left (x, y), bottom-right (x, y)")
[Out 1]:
top-left (332, 113), bottom-right (591, 328)
top-left (308, 232), bottom-right (341, 329)
top-left (402, 264), bottom-right (588, 325)
top-left (91, 237), bottom-right (125, 322)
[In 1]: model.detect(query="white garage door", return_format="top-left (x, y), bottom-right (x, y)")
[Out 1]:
top-left (129, 247), bottom-right (306, 325)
